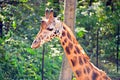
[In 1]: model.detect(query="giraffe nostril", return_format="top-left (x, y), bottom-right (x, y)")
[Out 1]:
top-left (34, 40), bottom-right (37, 43)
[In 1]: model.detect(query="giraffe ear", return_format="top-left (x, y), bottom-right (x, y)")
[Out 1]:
top-left (48, 9), bottom-right (54, 22)
top-left (45, 8), bottom-right (49, 19)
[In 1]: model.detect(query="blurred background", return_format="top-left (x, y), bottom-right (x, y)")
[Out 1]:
top-left (0, 0), bottom-right (120, 80)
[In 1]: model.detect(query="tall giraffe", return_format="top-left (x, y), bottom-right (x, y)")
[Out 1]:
top-left (31, 9), bottom-right (111, 80)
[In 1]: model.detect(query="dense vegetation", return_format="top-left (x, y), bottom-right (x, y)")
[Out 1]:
top-left (0, 0), bottom-right (120, 80)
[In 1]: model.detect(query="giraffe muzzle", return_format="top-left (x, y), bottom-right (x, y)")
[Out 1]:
top-left (31, 39), bottom-right (40, 49)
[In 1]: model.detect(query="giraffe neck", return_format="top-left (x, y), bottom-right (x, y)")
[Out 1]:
top-left (59, 22), bottom-right (111, 80)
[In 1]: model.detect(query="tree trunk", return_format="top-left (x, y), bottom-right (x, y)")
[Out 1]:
top-left (59, 0), bottom-right (77, 80)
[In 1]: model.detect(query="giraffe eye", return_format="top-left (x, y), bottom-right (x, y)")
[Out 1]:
top-left (47, 27), bottom-right (53, 31)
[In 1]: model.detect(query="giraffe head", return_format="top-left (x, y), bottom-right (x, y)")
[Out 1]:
top-left (31, 9), bottom-right (63, 49)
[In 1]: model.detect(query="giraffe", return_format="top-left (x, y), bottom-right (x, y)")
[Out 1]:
top-left (31, 9), bottom-right (111, 80)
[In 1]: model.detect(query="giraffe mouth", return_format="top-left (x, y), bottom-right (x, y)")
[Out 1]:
top-left (31, 38), bottom-right (50, 49)
top-left (31, 34), bottom-right (55, 49)
top-left (31, 40), bottom-right (40, 49)
top-left (31, 39), bottom-right (44, 49)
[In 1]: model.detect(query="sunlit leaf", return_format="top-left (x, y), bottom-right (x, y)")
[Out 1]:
top-left (25, 48), bottom-right (36, 55)
top-left (75, 27), bottom-right (87, 37)
top-left (19, 0), bottom-right (28, 2)
top-left (12, 20), bottom-right (17, 29)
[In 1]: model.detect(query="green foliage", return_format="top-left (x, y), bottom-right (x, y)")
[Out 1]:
top-left (19, 0), bottom-right (28, 3)
top-left (75, 27), bottom-right (87, 37)
top-left (0, 0), bottom-right (62, 79)
top-left (76, 1), bottom-right (120, 78)
top-left (0, 0), bottom-right (120, 80)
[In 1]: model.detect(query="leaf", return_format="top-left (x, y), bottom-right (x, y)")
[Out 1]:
top-left (12, 20), bottom-right (17, 29)
top-left (75, 27), bottom-right (87, 37)
top-left (19, 0), bottom-right (28, 2)
top-left (25, 48), bottom-right (36, 55)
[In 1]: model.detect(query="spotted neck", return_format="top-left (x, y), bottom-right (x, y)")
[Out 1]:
top-left (59, 22), bottom-right (111, 80)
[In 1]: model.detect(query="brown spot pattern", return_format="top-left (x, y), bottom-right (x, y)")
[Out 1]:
top-left (65, 46), bottom-right (70, 54)
top-left (74, 50), bottom-right (77, 54)
top-left (79, 56), bottom-right (84, 65)
top-left (62, 42), bottom-right (65, 45)
top-left (83, 68), bottom-right (87, 74)
top-left (63, 26), bottom-right (66, 30)
top-left (67, 32), bottom-right (71, 40)
top-left (92, 71), bottom-right (98, 80)
top-left (62, 31), bottom-right (66, 37)
top-left (68, 42), bottom-right (73, 49)
top-left (86, 66), bottom-right (91, 74)
top-left (75, 46), bottom-right (80, 54)
top-left (71, 56), bottom-right (77, 67)
top-left (64, 38), bottom-right (67, 43)
top-left (83, 58), bottom-right (87, 63)
top-left (75, 70), bottom-right (81, 77)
